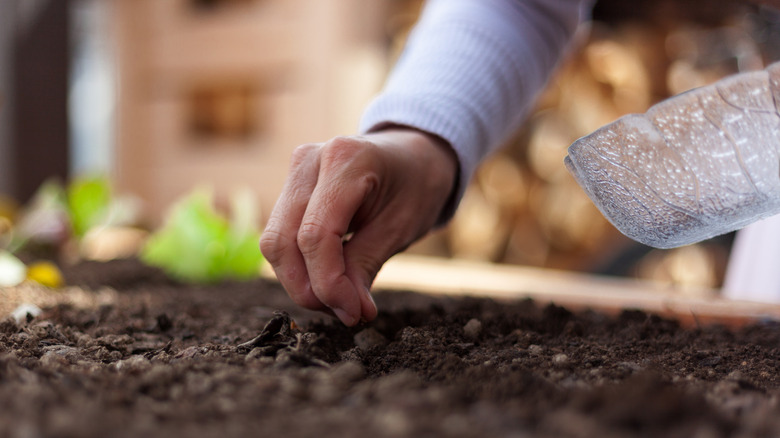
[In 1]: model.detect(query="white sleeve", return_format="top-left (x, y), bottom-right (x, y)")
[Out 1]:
top-left (359, 0), bottom-right (593, 224)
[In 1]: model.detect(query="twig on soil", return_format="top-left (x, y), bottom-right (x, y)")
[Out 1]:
top-left (235, 310), bottom-right (331, 368)
top-left (236, 310), bottom-right (296, 352)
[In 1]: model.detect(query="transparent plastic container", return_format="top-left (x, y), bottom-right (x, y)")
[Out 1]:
top-left (565, 62), bottom-right (780, 248)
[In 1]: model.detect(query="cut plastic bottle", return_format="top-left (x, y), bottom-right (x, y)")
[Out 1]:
top-left (565, 62), bottom-right (780, 248)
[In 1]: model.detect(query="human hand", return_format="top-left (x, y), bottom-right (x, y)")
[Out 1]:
top-left (260, 127), bottom-right (458, 326)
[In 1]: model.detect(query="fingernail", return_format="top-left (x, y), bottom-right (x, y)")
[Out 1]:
top-left (332, 307), bottom-right (356, 326)
top-left (364, 287), bottom-right (377, 310)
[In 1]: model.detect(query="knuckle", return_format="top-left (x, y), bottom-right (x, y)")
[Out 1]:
top-left (357, 171), bottom-right (380, 193)
top-left (258, 240), bottom-right (280, 265)
top-left (326, 135), bottom-right (359, 149)
top-left (296, 220), bottom-right (327, 255)
top-left (258, 226), bottom-right (289, 263)
top-left (289, 143), bottom-right (321, 167)
top-left (321, 136), bottom-right (371, 165)
top-left (319, 138), bottom-right (382, 188)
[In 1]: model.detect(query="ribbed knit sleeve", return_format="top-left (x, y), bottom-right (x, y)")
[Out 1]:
top-left (359, 0), bottom-right (593, 225)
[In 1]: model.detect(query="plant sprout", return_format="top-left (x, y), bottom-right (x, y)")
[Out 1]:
top-left (140, 188), bottom-right (264, 283)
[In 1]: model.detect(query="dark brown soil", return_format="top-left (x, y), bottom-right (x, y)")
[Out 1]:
top-left (2, 258), bottom-right (780, 437)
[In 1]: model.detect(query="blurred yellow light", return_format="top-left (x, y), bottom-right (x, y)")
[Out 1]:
top-left (26, 261), bottom-right (64, 289)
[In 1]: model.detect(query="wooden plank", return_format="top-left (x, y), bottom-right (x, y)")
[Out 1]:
top-left (373, 254), bottom-right (780, 328)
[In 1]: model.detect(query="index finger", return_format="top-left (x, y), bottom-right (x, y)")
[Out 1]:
top-left (260, 144), bottom-right (326, 311)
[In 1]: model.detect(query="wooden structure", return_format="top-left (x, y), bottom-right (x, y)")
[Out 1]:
top-left (373, 255), bottom-right (780, 328)
top-left (113, 0), bottom-right (395, 224)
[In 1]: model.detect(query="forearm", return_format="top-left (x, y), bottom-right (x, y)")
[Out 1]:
top-left (360, 0), bottom-right (593, 224)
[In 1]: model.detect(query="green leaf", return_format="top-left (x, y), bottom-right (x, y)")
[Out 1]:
top-left (222, 227), bottom-right (264, 280)
top-left (221, 188), bottom-right (263, 280)
top-left (67, 176), bottom-right (112, 237)
top-left (141, 188), bottom-right (263, 283)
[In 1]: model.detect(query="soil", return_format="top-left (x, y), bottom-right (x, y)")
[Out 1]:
top-left (2, 258), bottom-right (780, 438)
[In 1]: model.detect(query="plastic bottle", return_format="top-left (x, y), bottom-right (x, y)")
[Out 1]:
top-left (565, 62), bottom-right (780, 248)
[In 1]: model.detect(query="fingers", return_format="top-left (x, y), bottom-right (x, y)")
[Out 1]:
top-left (260, 144), bottom-right (326, 311)
top-left (341, 193), bottom-right (438, 324)
top-left (262, 138), bottom-right (381, 326)
top-left (297, 138), bottom-right (381, 325)
top-left (342, 228), bottom-right (399, 323)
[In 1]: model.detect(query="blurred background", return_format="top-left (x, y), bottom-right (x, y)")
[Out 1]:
top-left (1, 0), bottom-right (780, 291)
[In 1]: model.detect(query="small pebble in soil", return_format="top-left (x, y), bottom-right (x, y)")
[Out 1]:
top-left (463, 318), bottom-right (482, 340)
top-left (528, 344), bottom-right (544, 356)
top-left (114, 355), bottom-right (151, 373)
top-left (40, 345), bottom-right (80, 366)
top-left (11, 303), bottom-right (42, 324)
top-left (552, 353), bottom-right (569, 366)
top-left (354, 328), bottom-right (388, 351)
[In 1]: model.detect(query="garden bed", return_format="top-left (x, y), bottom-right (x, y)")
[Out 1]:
top-left (1, 258), bottom-right (779, 437)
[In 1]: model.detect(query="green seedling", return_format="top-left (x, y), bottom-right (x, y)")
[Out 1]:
top-left (67, 176), bottom-right (112, 238)
top-left (140, 188), bottom-right (264, 283)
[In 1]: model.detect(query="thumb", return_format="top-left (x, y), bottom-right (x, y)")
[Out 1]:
top-left (342, 229), bottom-right (403, 322)
top-left (343, 196), bottom-right (440, 323)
